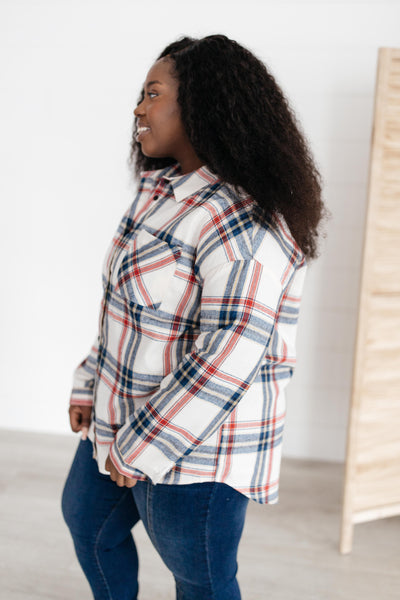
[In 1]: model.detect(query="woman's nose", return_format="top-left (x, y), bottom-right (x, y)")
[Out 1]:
top-left (134, 100), bottom-right (145, 117)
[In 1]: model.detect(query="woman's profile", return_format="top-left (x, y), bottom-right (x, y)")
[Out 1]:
top-left (62, 34), bottom-right (325, 600)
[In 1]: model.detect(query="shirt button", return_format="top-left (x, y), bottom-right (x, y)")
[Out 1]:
top-left (153, 194), bottom-right (159, 200)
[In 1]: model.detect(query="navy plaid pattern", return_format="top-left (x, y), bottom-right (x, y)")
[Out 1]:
top-left (70, 165), bottom-right (307, 503)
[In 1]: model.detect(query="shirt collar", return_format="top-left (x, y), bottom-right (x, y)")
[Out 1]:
top-left (142, 164), bottom-right (221, 203)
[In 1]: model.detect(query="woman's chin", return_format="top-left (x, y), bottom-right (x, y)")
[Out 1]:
top-left (140, 145), bottom-right (171, 161)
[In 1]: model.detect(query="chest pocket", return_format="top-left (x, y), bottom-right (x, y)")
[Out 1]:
top-left (115, 229), bottom-right (180, 310)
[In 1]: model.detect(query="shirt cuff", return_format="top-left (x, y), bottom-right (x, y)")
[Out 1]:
top-left (70, 381), bottom-right (95, 406)
top-left (110, 438), bottom-right (172, 484)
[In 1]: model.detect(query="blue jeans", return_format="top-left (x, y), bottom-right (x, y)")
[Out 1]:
top-left (62, 440), bottom-right (249, 599)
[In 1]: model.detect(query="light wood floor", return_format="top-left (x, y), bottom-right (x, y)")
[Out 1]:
top-left (0, 430), bottom-right (399, 600)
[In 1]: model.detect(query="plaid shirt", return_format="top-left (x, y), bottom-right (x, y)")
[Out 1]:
top-left (70, 164), bottom-right (307, 504)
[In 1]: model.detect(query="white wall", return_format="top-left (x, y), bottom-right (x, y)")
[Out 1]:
top-left (1, 0), bottom-right (399, 461)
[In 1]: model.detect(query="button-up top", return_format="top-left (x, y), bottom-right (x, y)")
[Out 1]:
top-left (70, 164), bottom-right (307, 504)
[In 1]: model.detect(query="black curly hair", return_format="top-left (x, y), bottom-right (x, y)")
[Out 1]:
top-left (129, 35), bottom-right (326, 260)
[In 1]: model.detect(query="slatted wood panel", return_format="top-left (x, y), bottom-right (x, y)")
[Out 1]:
top-left (340, 48), bottom-right (400, 554)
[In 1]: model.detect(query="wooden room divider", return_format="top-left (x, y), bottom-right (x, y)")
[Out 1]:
top-left (340, 48), bottom-right (400, 554)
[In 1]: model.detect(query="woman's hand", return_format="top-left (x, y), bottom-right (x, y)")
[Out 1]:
top-left (105, 454), bottom-right (137, 488)
top-left (69, 405), bottom-right (92, 440)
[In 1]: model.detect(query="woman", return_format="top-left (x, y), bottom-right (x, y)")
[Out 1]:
top-left (62, 34), bottom-right (325, 600)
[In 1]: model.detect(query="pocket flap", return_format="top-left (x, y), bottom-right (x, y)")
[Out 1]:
top-left (116, 229), bottom-right (178, 309)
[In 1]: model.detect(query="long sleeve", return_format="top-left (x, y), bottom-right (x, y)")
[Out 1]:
top-left (110, 251), bottom-right (289, 483)
top-left (70, 338), bottom-right (99, 406)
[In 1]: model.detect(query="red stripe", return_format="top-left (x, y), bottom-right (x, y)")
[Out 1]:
top-left (108, 302), bottom-right (129, 425)
top-left (221, 411), bottom-right (237, 480)
top-left (163, 264), bottom-right (193, 372)
top-left (173, 466), bottom-right (217, 477)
